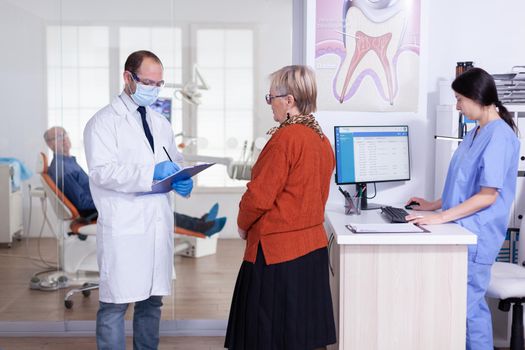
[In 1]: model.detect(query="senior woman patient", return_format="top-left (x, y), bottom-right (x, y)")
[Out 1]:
top-left (225, 65), bottom-right (336, 350)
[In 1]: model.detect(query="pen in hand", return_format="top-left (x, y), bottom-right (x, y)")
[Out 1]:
top-left (163, 146), bottom-right (173, 162)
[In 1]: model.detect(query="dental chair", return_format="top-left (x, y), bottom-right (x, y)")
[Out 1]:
top-left (37, 152), bottom-right (218, 308)
top-left (37, 152), bottom-right (99, 308)
top-left (487, 219), bottom-right (525, 350)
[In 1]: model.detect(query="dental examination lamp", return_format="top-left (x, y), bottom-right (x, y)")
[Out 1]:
top-left (165, 65), bottom-right (209, 105)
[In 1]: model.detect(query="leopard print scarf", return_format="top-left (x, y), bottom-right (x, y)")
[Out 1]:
top-left (266, 114), bottom-right (324, 139)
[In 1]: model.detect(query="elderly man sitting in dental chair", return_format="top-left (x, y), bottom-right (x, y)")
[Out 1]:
top-left (43, 126), bottom-right (226, 236)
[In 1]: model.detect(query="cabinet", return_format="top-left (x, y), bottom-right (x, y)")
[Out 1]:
top-left (0, 164), bottom-right (23, 246)
top-left (325, 210), bottom-right (475, 350)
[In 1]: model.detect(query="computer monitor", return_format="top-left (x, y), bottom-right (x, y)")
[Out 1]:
top-left (151, 97), bottom-right (172, 122)
top-left (334, 125), bottom-right (410, 209)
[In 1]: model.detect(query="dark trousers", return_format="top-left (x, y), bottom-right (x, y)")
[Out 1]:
top-left (174, 212), bottom-right (213, 233)
top-left (79, 210), bottom-right (212, 234)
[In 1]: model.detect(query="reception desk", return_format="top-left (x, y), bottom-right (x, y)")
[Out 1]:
top-left (325, 209), bottom-right (477, 350)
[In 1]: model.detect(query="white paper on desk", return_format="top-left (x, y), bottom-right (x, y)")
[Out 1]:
top-left (345, 223), bottom-right (429, 234)
top-left (141, 163), bottom-right (215, 195)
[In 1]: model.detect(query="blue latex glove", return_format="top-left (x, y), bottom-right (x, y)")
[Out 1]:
top-left (172, 178), bottom-right (193, 197)
top-left (153, 161), bottom-right (181, 181)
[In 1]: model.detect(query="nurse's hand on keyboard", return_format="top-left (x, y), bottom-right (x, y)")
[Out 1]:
top-left (406, 212), bottom-right (445, 225)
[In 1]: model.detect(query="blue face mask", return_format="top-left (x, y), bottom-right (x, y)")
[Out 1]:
top-left (130, 83), bottom-right (160, 106)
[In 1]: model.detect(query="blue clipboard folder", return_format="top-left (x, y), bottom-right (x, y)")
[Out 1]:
top-left (147, 162), bottom-right (215, 194)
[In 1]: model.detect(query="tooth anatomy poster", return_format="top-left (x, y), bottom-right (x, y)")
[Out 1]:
top-left (315, 0), bottom-right (420, 112)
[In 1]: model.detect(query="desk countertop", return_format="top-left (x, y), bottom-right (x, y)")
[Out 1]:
top-left (325, 208), bottom-right (477, 246)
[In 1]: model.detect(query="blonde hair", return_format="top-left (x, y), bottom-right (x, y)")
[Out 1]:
top-left (270, 65), bottom-right (317, 115)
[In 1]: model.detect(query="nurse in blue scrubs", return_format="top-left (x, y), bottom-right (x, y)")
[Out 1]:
top-left (406, 67), bottom-right (520, 350)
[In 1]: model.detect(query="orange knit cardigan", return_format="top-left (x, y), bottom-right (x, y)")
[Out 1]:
top-left (238, 124), bottom-right (335, 264)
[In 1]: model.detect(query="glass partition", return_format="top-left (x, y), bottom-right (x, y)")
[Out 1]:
top-left (0, 0), bottom-right (65, 324)
top-left (0, 0), bottom-right (293, 333)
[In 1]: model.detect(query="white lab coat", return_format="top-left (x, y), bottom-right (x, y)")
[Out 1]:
top-left (83, 93), bottom-right (183, 304)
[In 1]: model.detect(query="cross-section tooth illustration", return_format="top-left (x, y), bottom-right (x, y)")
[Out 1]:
top-left (336, 3), bottom-right (406, 105)
top-left (315, 0), bottom-right (420, 111)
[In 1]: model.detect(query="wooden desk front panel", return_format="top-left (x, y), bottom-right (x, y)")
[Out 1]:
top-left (330, 244), bottom-right (467, 350)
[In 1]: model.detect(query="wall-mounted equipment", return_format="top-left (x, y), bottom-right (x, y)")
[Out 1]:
top-left (165, 65), bottom-right (210, 105)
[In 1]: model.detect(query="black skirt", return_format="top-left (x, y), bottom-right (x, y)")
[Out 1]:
top-left (225, 245), bottom-right (336, 350)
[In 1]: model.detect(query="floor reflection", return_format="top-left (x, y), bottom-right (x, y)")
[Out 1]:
top-left (0, 238), bottom-right (244, 321)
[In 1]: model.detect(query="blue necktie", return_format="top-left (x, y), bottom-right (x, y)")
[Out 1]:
top-left (137, 106), bottom-right (154, 152)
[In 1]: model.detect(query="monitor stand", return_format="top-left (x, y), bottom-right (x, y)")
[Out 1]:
top-left (356, 183), bottom-right (383, 210)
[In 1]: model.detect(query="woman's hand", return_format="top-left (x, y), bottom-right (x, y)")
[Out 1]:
top-left (405, 197), bottom-right (439, 211)
top-left (406, 212), bottom-right (446, 225)
top-left (238, 227), bottom-right (247, 240)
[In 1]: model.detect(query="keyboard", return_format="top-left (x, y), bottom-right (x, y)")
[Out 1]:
top-left (380, 206), bottom-right (410, 223)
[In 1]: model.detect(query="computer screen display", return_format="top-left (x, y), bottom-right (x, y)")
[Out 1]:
top-left (334, 125), bottom-right (410, 185)
top-left (151, 97), bottom-right (172, 122)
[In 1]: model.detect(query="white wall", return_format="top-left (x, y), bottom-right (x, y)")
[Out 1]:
top-left (426, 0), bottom-right (525, 85)
top-left (0, 1), bottom-right (53, 237)
top-left (306, 0), bottom-right (525, 212)
top-left (0, 1), bottom-right (47, 165)
top-left (426, 0), bottom-right (525, 200)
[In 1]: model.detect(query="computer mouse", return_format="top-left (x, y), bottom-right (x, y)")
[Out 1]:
top-left (405, 201), bottom-right (420, 210)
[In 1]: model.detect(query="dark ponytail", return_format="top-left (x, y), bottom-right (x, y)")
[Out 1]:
top-left (452, 68), bottom-right (517, 134)
top-left (494, 100), bottom-right (517, 133)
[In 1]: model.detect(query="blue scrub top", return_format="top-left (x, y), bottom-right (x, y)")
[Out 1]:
top-left (442, 119), bottom-right (520, 264)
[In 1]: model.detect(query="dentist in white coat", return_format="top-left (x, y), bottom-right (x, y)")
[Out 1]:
top-left (84, 50), bottom-right (192, 350)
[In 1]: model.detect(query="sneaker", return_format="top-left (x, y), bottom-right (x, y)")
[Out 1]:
top-left (204, 217), bottom-right (227, 237)
top-left (202, 202), bottom-right (219, 222)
